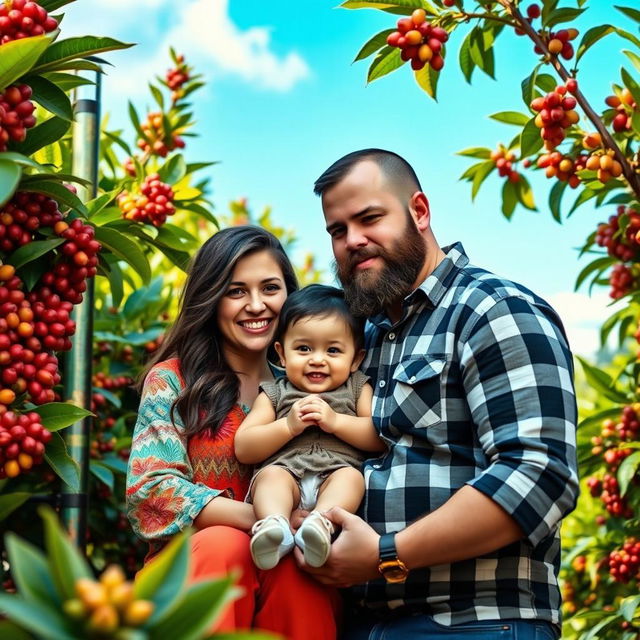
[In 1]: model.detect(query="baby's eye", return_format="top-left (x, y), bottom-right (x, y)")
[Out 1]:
top-left (327, 347), bottom-right (342, 354)
top-left (296, 345), bottom-right (311, 352)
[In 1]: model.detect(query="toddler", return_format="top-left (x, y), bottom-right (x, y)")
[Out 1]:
top-left (234, 284), bottom-right (384, 570)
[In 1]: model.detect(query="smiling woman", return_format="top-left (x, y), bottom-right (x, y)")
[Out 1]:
top-left (125, 226), bottom-right (340, 637)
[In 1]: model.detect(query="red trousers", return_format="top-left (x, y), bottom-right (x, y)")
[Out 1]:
top-left (189, 526), bottom-right (339, 639)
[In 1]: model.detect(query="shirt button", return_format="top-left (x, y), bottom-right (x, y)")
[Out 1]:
top-left (379, 380), bottom-right (386, 388)
top-left (409, 376), bottom-right (416, 383)
top-left (388, 332), bottom-right (395, 340)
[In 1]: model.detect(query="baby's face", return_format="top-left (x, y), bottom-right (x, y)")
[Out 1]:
top-left (275, 314), bottom-right (363, 394)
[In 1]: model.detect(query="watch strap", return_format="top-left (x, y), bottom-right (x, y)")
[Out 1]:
top-left (379, 532), bottom-right (398, 561)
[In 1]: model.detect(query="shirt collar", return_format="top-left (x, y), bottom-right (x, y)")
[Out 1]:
top-left (368, 242), bottom-right (468, 328)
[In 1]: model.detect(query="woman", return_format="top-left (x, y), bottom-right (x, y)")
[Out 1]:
top-left (126, 226), bottom-right (338, 638)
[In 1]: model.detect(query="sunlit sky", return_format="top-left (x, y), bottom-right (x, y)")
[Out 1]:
top-left (61, 0), bottom-right (637, 355)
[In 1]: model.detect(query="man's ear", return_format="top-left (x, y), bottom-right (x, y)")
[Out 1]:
top-left (410, 191), bottom-right (431, 232)
top-left (274, 342), bottom-right (286, 366)
top-left (350, 348), bottom-right (365, 372)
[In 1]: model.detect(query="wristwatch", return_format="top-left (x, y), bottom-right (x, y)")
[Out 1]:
top-left (378, 532), bottom-right (409, 584)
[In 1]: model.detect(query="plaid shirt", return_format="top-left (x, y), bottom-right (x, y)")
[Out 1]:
top-left (356, 242), bottom-right (579, 627)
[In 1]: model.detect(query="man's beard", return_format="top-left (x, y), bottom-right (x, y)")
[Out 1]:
top-left (334, 221), bottom-right (426, 318)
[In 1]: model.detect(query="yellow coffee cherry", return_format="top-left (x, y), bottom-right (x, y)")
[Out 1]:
top-left (124, 599), bottom-right (155, 626)
top-left (87, 603), bottom-right (119, 634)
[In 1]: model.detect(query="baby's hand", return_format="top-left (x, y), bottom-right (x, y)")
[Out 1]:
top-left (299, 396), bottom-right (337, 433)
top-left (287, 398), bottom-right (311, 436)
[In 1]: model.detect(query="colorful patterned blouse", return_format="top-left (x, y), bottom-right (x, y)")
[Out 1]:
top-left (126, 358), bottom-right (252, 558)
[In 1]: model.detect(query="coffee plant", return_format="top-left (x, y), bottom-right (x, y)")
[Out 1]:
top-left (347, 0), bottom-right (640, 637)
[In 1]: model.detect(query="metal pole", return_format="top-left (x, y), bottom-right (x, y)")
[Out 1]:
top-left (61, 71), bottom-right (101, 550)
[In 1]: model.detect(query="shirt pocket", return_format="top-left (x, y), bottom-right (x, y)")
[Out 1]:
top-left (390, 356), bottom-right (445, 431)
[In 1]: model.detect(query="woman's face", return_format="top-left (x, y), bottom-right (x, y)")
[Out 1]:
top-left (216, 249), bottom-right (288, 358)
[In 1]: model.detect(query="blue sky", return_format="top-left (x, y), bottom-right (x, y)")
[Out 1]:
top-left (62, 1), bottom-right (637, 354)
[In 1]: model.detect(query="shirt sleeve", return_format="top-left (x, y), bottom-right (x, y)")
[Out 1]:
top-left (459, 295), bottom-right (579, 546)
top-left (125, 364), bottom-right (222, 542)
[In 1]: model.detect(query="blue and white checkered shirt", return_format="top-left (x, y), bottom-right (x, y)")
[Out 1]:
top-left (356, 242), bottom-right (579, 627)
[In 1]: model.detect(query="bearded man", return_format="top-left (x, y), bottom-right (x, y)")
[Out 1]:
top-left (298, 149), bottom-right (578, 640)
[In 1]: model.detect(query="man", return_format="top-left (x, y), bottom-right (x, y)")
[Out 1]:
top-left (298, 149), bottom-right (578, 639)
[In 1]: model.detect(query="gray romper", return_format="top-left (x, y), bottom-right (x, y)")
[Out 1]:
top-left (248, 370), bottom-right (370, 509)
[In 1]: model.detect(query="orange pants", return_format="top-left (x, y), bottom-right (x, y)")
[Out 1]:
top-left (189, 526), bottom-right (339, 639)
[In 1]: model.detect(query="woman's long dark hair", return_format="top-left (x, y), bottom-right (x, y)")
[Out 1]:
top-left (142, 226), bottom-right (298, 436)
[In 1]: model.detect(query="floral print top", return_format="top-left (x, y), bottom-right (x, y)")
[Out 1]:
top-left (126, 358), bottom-right (251, 558)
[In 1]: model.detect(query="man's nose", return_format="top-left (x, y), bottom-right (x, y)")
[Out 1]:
top-left (345, 227), bottom-right (367, 250)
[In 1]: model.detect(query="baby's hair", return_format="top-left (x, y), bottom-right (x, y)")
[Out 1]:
top-left (275, 284), bottom-right (365, 351)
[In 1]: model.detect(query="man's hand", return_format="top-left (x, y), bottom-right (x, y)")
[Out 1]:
top-left (298, 396), bottom-right (337, 433)
top-left (295, 507), bottom-right (381, 588)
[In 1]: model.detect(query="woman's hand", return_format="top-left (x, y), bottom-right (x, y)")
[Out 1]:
top-left (299, 396), bottom-right (337, 433)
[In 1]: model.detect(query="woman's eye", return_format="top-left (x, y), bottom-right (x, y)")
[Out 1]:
top-left (264, 284), bottom-right (281, 293)
top-left (227, 288), bottom-right (244, 297)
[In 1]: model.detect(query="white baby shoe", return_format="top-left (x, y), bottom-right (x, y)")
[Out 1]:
top-left (250, 514), bottom-right (294, 570)
top-left (294, 510), bottom-right (335, 568)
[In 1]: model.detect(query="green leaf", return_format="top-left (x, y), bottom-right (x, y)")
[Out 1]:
top-left (0, 594), bottom-right (77, 640)
top-left (624, 49), bottom-right (640, 74)
top-left (5, 533), bottom-right (59, 607)
top-left (576, 25), bottom-right (615, 62)
top-left (149, 577), bottom-right (239, 640)
top-left (0, 159), bottom-right (21, 207)
top-left (44, 432), bottom-right (80, 491)
top-left (620, 594), bottom-right (640, 622)
top-left (457, 147), bottom-right (491, 159)
top-left (11, 116), bottom-right (71, 157)
top-left (31, 36), bottom-right (134, 74)
top-left (150, 83), bottom-right (165, 110)
top-left (19, 177), bottom-right (87, 215)
top-left (354, 28), bottom-right (395, 62)
top-left (0, 492), bottom-right (31, 521)
top-left (548, 179), bottom-right (567, 222)
top-left (489, 111), bottom-right (530, 126)
top-left (469, 27), bottom-right (494, 79)
top-left (501, 179), bottom-right (518, 219)
top-left (515, 176), bottom-right (536, 210)
top-left (367, 46), bottom-right (404, 83)
top-left (618, 450), bottom-right (640, 496)
top-left (459, 30), bottom-right (475, 83)
top-left (414, 63), bottom-right (440, 100)
top-left (134, 531), bottom-right (192, 621)
top-left (40, 506), bottom-right (92, 600)
top-left (616, 27), bottom-right (640, 49)
top-left (575, 256), bottom-right (613, 290)
top-left (178, 201), bottom-right (218, 225)
top-left (0, 35), bottom-right (52, 92)
top-left (621, 67), bottom-right (640, 109)
top-left (576, 356), bottom-right (630, 403)
top-left (9, 238), bottom-right (65, 270)
top-left (94, 226), bottom-right (151, 283)
top-left (90, 460), bottom-right (115, 490)
top-left (0, 620), bottom-right (33, 640)
top-left (546, 7), bottom-right (585, 28)
top-left (0, 151), bottom-right (43, 170)
top-left (535, 73), bottom-right (557, 93)
top-left (106, 258), bottom-right (124, 307)
top-left (519, 117), bottom-right (543, 157)
top-left (32, 402), bottom-right (93, 431)
top-left (23, 75), bottom-right (73, 121)
top-left (158, 154), bottom-right (187, 184)
top-left (521, 64), bottom-right (541, 106)
top-left (39, 0), bottom-right (77, 10)
top-left (615, 5), bottom-right (640, 22)
top-left (341, 0), bottom-right (431, 9)
top-left (42, 71), bottom-right (94, 91)
top-left (568, 186), bottom-right (598, 216)
top-left (91, 206), bottom-right (122, 226)
top-left (541, 0), bottom-right (560, 24)
top-left (471, 160), bottom-right (494, 200)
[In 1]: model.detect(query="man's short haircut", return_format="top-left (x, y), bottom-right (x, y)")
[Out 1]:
top-left (313, 149), bottom-right (422, 203)
top-left (275, 284), bottom-right (365, 351)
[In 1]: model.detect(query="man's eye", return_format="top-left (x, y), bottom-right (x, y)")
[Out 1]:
top-left (330, 228), bottom-right (345, 238)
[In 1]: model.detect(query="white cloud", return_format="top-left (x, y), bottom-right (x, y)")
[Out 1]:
top-left (547, 291), bottom-right (615, 356)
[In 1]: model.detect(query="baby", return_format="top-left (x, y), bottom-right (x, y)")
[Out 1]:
top-left (234, 284), bottom-right (384, 570)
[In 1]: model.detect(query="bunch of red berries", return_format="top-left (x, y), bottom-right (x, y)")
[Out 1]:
top-left (609, 263), bottom-right (636, 299)
top-left (606, 88), bottom-right (637, 134)
top-left (0, 410), bottom-right (52, 478)
top-left (386, 9), bottom-right (448, 72)
top-left (0, 0), bottom-right (58, 45)
top-left (490, 147), bottom-right (520, 182)
top-left (608, 538), bottom-right (640, 583)
top-left (123, 156), bottom-right (137, 178)
top-left (119, 173), bottom-right (176, 227)
top-left (0, 191), bottom-right (63, 252)
top-left (0, 84), bottom-right (36, 151)
top-left (93, 372), bottom-right (133, 391)
top-left (136, 111), bottom-right (185, 158)
top-left (536, 151), bottom-right (586, 188)
top-left (530, 84), bottom-right (580, 150)
top-left (166, 53), bottom-right (190, 102)
top-left (595, 206), bottom-right (640, 262)
top-left (533, 27), bottom-right (579, 59)
top-left (38, 218), bottom-right (101, 305)
top-left (27, 290), bottom-right (75, 352)
top-left (600, 473), bottom-right (633, 518)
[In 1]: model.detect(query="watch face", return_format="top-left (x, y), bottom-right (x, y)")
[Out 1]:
top-left (379, 560), bottom-right (408, 584)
